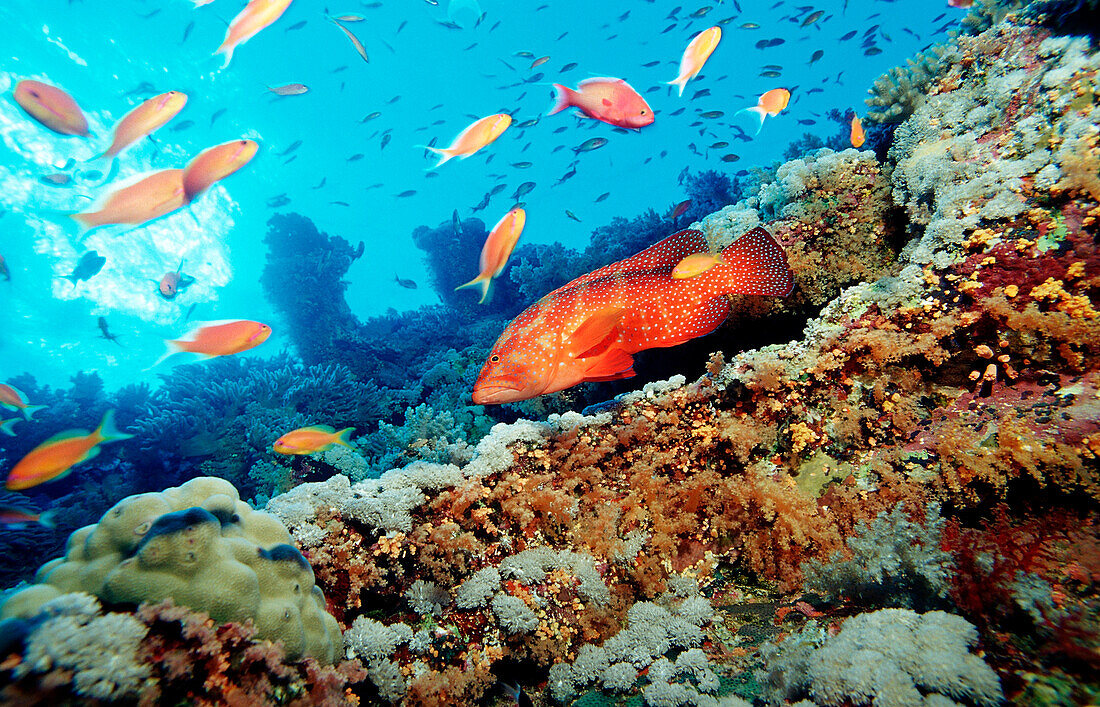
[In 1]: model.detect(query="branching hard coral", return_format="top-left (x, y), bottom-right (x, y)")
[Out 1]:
top-left (865, 44), bottom-right (955, 124)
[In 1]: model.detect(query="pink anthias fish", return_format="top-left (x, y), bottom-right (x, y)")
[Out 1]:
top-left (550, 77), bottom-right (654, 129)
top-left (472, 227), bottom-right (793, 404)
top-left (423, 113), bottom-right (512, 168)
top-left (455, 207), bottom-right (526, 303)
top-left (215, 0), bottom-right (295, 68)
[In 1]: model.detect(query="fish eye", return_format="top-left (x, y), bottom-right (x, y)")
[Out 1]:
top-left (640, 109), bottom-right (647, 115)
top-left (491, 355), bottom-right (500, 362)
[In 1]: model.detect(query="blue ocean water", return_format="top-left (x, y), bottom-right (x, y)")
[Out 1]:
top-left (0, 0), bottom-right (954, 391)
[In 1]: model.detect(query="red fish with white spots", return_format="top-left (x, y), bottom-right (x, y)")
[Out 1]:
top-left (472, 227), bottom-right (793, 404)
top-left (549, 78), bottom-right (653, 129)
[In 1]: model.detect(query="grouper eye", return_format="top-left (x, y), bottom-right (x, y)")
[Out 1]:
top-left (490, 355), bottom-right (500, 362)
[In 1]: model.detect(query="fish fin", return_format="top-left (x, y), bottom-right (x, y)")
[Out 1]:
top-left (579, 76), bottom-right (625, 87)
top-left (300, 424), bottom-right (337, 434)
top-left (151, 339), bottom-right (185, 368)
top-left (717, 226), bottom-right (794, 296)
top-left (569, 308), bottom-right (626, 359)
top-left (69, 212), bottom-right (96, 235)
top-left (37, 510), bottom-right (58, 529)
top-left (41, 428), bottom-right (95, 445)
top-left (666, 77), bottom-right (687, 97)
top-left (417, 145), bottom-right (455, 169)
top-left (736, 105), bottom-right (768, 135)
top-left (336, 427), bottom-right (356, 447)
top-left (22, 404), bottom-right (47, 421)
top-left (95, 409), bottom-right (134, 444)
top-left (566, 229), bottom-right (708, 292)
top-left (0, 418), bottom-right (19, 436)
top-left (582, 348), bottom-right (635, 381)
top-left (549, 84), bottom-right (575, 115)
top-left (455, 273), bottom-right (492, 304)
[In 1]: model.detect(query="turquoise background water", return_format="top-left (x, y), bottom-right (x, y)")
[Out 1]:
top-left (0, 0), bottom-right (952, 390)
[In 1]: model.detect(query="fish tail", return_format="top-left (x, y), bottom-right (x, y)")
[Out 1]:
top-left (717, 226), bottom-right (794, 297)
top-left (37, 510), bottom-right (58, 529)
top-left (736, 105), bottom-right (768, 135)
top-left (22, 404), bottom-right (47, 421)
top-left (69, 212), bottom-right (95, 235)
top-left (549, 84), bottom-right (575, 115)
top-left (666, 76), bottom-right (687, 97)
top-left (454, 273), bottom-right (492, 303)
top-left (335, 427), bottom-right (356, 448)
top-left (423, 146), bottom-right (456, 169)
top-left (94, 409), bottom-right (134, 444)
top-left (0, 418), bottom-right (19, 436)
top-left (151, 339), bottom-right (184, 368)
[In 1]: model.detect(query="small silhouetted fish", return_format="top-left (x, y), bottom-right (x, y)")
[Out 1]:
top-left (699, 110), bottom-right (724, 118)
top-left (286, 20), bottom-right (306, 30)
top-left (721, 153), bottom-right (740, 162)
top-left (387, 95), bottom-right (401, 104)
top-left (642, 60), bottom-right (661, 67)
top-left (760, 70), bottom-right (782, 78)
top-left (395, 190), bottom-right (417, 198)
top-left (512, 181), bottom-right (536, 199)
top-left (97, 317), bottom-right (122, 346)
top-left (565, 210), bottom-right (581, 222)
top-left (742, 21), bottom-right (760, 28)
top-left (669, 107), bottom-right (686, 116)
top-left (709, 141), bottom-right (729, 149)
top-left (515, 117), bottom-right (539, 129)
top-left (573, 137), bottom-right (607, 153)
top-left (330, 201), bottom-right (350, 206)
top-left (797, 118), bottom-right (816, 125)
top-left (395, 274), bottom-right (417, 289)
top-left (267, 194), bottom-right (290, 207)
top-left (839, 29), bottom-right (856, 40)
top-left (691, 88), bottom-right (711, 100)
top-left (40, 173), bottom-right (71, 186)
top-left (170, 120), bottom-right (195, 132)
top-left (329, 15), bottom-right (370, 62)
top-left (452, 209), bottom-right (463, 237)
top-left (279, 140), bottom-right (302, 156)
top-left (313, 177), bottom-right (327, 189)
top-left (511, 161), bottom-right (533, 169)
top-left (801, 9), bottom-right (824, 26)
top-left (690, 6), bottom-right (712, 17)
top-left (595, 192), bottom-right (610, 202)
top-left (809, 49), bottom-right (824, 65)
top-left (269, 83), bottom-right (309, 96)
top-left (138, 8), bottom-right (160, 18)
top-left (65, 250), bottom-right (106, 285)
top-left (490, 183), bottom-right (508, 196)
top-left (361, 111), bottom-right (382, 123)
top-left (755, 39), bottom-right (770, 49)
top-left (181, 20), bottom-right (195, 44)
top-left (334, 14), bottom-right (364, 21)
top-left (381, 133), bottom-right (391, 151)
top-left (347, 153), bottom-right (364, 162)
top-left (561, 62), bottom-right (578, 71)
top-left (864, 47), bottom-right (882, 55)
top-left (210, 108), bottom-right (226, 126)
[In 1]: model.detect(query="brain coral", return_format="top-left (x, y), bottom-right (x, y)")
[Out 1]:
top-left (0, 476), bottom-right (341, 662)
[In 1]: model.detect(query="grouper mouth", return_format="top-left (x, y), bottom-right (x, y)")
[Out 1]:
top-left (471, 383), bottom-right (524, 406)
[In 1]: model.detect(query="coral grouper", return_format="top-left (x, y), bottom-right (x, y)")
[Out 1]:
top-left (472, 227), bottom-right (794, 404)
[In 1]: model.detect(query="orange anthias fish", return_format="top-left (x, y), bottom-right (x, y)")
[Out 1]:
top-left (472, 227), bottom-right (793, 404)
top-left (672, 252), bottom-right (724, 279)
top-left (850, 114), bottom-right (866, 148)
top-left (96, 91), bottom-right (188, 161)
top-left (550, 78), bottom-right (654, 129)
top-left (155, 319), bottom-right (271, 365)
top-left (5, 410), bottom-right (132, 491)
top-left (456, 207), bottom-right (526, 303)
top-left (0, 383), bottom-right (47, 420)
top-left (70, 169), bottom-right (187, 234)
top-left (13, 80), bottom-right (89, 136)
top-left (273, 425), bottom-right (355, 455)
top-left (216, 0), bottom-right (295, 68)
top-left (667, 26), bottom-right (722, 97)
top-left (424, 113), bottom-right (512, 168)
top-left (0, 505), bottom-right (56, 528)
top-left (183, 139), bottom-right (259, 201)
top-left (737, 88), bottom-right (791, 135)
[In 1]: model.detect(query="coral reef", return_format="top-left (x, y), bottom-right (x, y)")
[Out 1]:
top-left (1, 596), bottom-right (368, 705)
top-left (0, 477), bottom-right (342, 662)
top-left (244, 15), bottom-right (1098, 705)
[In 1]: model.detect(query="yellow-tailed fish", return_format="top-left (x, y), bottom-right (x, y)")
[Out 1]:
top-left (273, 425), bottom-right (355, 455)
top-left (667, 27), bottom-right (721, 97)
top-left (4, 410), bottom-right (132, 491)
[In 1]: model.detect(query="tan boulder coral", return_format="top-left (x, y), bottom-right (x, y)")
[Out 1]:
top-left (0, 477), bottom-right (341, 662)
